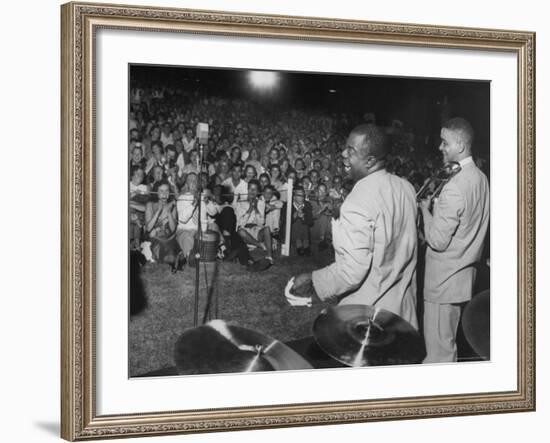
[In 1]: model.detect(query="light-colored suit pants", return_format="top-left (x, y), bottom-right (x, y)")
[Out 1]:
top-left (423, 301), bottom-right (462, 363)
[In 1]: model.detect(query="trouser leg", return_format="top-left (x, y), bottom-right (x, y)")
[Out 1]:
top-left (423, 301), bottom-right (461, 363)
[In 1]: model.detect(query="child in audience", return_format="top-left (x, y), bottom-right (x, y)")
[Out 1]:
top-left (262, 185), bottom-right (283, 250)
top-left (310, 183), bottom-right (333, 251)
top-left (290, 186), bottom-right (313, 256)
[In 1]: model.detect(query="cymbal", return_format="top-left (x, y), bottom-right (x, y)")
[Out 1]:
top-left (313, 305), bottom-right (425, 366)
top-left (174, 320), bottom-right (313, 375)
top-left (461, 290), bottom-right (490, 360)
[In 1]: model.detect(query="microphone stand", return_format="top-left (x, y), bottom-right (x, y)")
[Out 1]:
top-left (193, 141), bottom-right (204, 327)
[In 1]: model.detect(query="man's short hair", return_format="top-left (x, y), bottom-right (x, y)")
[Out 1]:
top-left (350, 124), bottom-right (389, 161)
top-left (248, 179), bottom-right (261, 190)
top-left (442, 117), bottom-right (474, 148)
top-left (215, 185), bottom-right (232, 205)
top-left (151, 141), bottom-right (164, 151)
top-left (216, 150), bottom-right (228, 161)
top-left (130, 165), bottom-right (143, 177)
top-left (152, 179), bottom-right (171, 193)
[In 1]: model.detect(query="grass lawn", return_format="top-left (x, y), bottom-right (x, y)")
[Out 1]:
top-left (129, 249), bottom-right (334, 376)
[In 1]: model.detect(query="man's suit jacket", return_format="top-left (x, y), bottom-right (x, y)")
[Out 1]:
top-left (423, 158), bottom-right (490, 304)
top-left (312, 169), bottom-right (419, 329)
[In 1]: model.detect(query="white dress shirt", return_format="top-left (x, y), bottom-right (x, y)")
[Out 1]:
top-left (222, 177), bottom-right (248, 206)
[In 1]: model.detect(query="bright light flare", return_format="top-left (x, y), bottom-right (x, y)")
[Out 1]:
top-left (248, 71), bottom-right (279, 90)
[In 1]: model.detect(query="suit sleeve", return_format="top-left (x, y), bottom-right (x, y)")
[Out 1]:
top-left (312, 202), bottom-right (375, 301)
top-left (423, 182), bottom-right (464, 252)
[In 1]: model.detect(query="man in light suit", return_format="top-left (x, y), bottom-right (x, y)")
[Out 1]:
top-left (420, 117), bottom-right (489, 363)
top-left (290, 124), bottom-right (419, 329)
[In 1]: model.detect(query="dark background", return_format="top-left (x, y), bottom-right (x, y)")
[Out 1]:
top-left (131, 64), bottom-right (490, 158)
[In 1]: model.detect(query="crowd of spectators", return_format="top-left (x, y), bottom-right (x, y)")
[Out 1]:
top-left (128, 83), bottom-right (483, 271)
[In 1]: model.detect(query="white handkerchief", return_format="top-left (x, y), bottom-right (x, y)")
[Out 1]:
top-left (284, 277), bottom-right (312, 307)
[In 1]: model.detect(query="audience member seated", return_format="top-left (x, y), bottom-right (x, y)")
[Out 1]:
top-left (235, 180), bottom-right (274, 265)
top-left (175, 173), bottom-right (207, 268)
top-left (262, 185), bottom-right (283, 250)
top-left (129, 166), bottom-right (148, 249)
top-left (222, 164), bottom-right (248, 206)
top-left (144, 181), bottom-right (180, 269)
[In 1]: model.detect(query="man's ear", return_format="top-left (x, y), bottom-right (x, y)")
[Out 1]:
top-left (365, 155), bottom-right (377, 169)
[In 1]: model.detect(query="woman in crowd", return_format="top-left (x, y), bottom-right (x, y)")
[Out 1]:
top-left (279, 157), bottom-right (292, 180)
top-left (229, 145), bottom-right (243, 168)
top-left (148, 165), bottom-right (165, 189)
top-left (245, 147), bottom-right (264, 177)
top-left (294, 158), bottom-right (307, 180)
top-left (269, 164), bottom-right (288, 203)
top-left (309, 169), bottom-right (321, 193)
top-left (259, 172), bottom-right (271, 191)
top-left (144, 181), bottom-right (180, 269)
top-left (243, 164), bottom-right (257, 183)
top-left (130, 145), bottom-right (147, 170)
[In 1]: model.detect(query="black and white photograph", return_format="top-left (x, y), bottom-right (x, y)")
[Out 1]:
top-left (128, 64), bottom-right (491, 377)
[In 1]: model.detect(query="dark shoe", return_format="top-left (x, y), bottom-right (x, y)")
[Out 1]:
top-left (171, 252), bottom-right (186, 273)
top-left (225, 248), bottom-right (240, 262)
top-left (297, 247), bottom-right (305, 256)
top-left (304, 247), bottom-right (311, 256)
top-left (247, 258), bottom-right (271, 272)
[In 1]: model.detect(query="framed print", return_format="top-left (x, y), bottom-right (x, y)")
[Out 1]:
top-left (61, 1), bottom-right (536, 440)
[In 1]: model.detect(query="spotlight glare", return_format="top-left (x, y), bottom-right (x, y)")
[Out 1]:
top-left (248, 71), bottom-right (279, 90)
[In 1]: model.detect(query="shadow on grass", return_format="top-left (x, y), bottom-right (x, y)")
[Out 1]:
top-left (129, 250), bottom-right (334, 376)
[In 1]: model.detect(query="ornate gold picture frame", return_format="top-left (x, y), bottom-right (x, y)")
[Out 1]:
top-left (61, 1), bottom-right (535, 440)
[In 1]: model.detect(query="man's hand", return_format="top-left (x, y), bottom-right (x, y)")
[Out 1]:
top-left (419, 198), bottom-right (431, 213)
top-left (291, 272), bottom-right (316, 298)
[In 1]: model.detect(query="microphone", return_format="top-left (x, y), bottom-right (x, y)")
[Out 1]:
top-left (196, 122), bottom-right (209, 145)
top-left (196, 122), bottom-right (209, 172)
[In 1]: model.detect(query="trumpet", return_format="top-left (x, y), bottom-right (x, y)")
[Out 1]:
top-left (416, 161), bottom-right (462, 205)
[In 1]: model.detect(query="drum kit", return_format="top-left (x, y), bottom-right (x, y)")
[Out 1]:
top-left (139, 290), bottom-right (489, 376)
